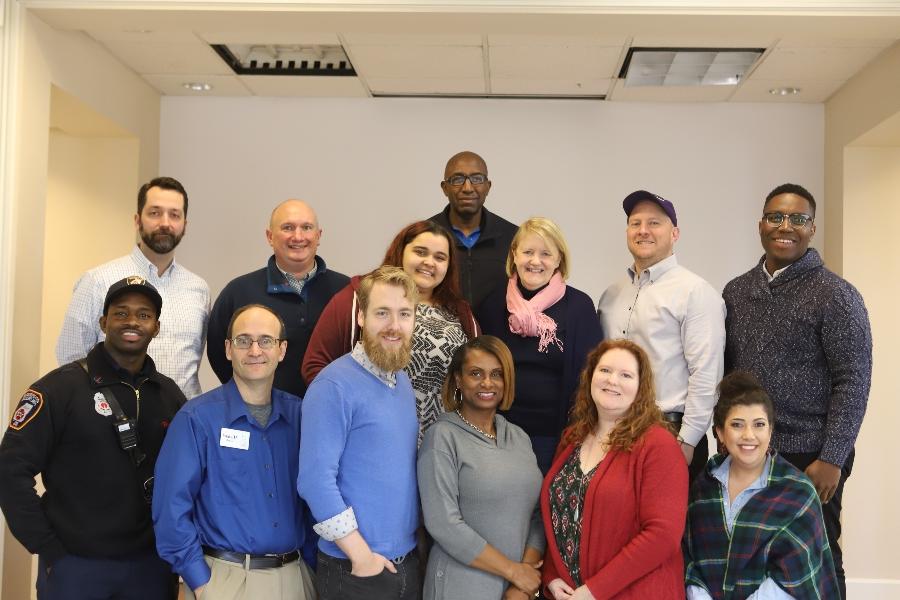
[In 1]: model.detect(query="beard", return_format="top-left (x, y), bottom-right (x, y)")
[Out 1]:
top-left (362, 330), bottom-right (412, 372)
top-left (140, 223), bottom-right (184, 254)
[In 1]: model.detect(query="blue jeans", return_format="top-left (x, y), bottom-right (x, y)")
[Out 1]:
top-left (36, 552), bottom-right (175, 600)
top-left (316, 550), bottom-right (420, 600)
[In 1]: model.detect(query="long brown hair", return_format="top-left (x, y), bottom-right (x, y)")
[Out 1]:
top-left (563, 339), bottom-right (664, 452)
top-left (381, 221), bottom-right (473, 335)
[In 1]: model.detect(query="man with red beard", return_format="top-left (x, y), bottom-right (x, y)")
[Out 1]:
top-left (56, 177), bottom-right (210, 398)
top-left (0, 277), bottom-right (186, 600)
top-left (298, 266), bottom-right (421, 600)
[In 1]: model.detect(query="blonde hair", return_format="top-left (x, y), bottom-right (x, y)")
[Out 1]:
top-left (357, 266), bottom-right (419, 313)
top-left (505, 217), bottom-right (571, 280)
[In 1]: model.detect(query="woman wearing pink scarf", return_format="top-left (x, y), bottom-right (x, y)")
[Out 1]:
top-left (476, 217), bottom-right (603, 474)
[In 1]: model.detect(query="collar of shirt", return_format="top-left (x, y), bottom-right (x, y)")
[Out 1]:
top-left (277, 261), bottom-right (318, 295)
top-left (130, 244), bottom-right (177, 279)
top-left (221, 378), bottom-right (284, 429)
top-left (712, 453), bottom-right (772, 492)
top-left (761, 261), bottom-right (790, 283)
top-left (350, 342), bottom-right (397, 388)
top-left (628, 253), bottom-right (679, 285)
top-left (98, 343), bottom-right (152, 387)
top-left (451, 225), bottom-right (481, 249)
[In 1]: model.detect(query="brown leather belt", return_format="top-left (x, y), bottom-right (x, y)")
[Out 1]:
top-left (203, 546), bottom-right (299, 569)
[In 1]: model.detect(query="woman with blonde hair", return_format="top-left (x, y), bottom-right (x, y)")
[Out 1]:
top-left (476, 217), bottom-right (603, 473)
top-left (541, 339), bottom-right (687, 600)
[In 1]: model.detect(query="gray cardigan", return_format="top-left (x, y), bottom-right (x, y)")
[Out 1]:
top-left (418, 412), bottom-right (545, 600)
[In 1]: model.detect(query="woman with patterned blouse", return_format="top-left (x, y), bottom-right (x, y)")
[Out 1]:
top-left (541, 339), bottom-right (687, 600)
top-left (683, 372), bottom-right (838, 600)
top-left (302, 220), bottom-right (477, 441)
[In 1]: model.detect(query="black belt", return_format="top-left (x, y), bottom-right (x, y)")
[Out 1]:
top-left (662, 411), bottom-right (683, 426)
top-left (203, 546), bottom-right (299, 570)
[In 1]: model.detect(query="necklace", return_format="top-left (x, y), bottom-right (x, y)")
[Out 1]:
top-left (456, 409), bottom-right (496, 440)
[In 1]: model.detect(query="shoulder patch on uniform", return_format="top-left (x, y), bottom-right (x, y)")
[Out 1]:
top-left (9, 389), bottom-right (43, 430)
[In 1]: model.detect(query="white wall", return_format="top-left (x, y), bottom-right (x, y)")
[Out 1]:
top-left (162, 96), bottom-right (823, 301)
top-left (161, 97), bottom-right (823, 392)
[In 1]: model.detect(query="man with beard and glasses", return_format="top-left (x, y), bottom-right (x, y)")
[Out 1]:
top-left (56, 177), bottom-right (210, 398)
top-left (0, 277), bottom-right (186, 600)
top-left (298, 266), bottom-right (421, 600)
top-left (207, 199), bottom-right (348, 399)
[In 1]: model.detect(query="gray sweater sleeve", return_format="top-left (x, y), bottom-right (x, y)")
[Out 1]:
top-left (525, 503), bottom-right (545, 555)
top-left (417, 443), bottom-right (489, 566)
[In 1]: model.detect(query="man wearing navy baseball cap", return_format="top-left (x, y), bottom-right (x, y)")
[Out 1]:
top-left (0, 276), bottom-right (185, 599)
top-left (597, 190), bottom-right (726, 481)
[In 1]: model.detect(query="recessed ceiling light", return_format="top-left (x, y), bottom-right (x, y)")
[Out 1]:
top-left (182, 82), bottom-right (212, 92)
top-left (769, 87), bottom-right (801, 96)
top-left (619, 47), bottom-right (765, 87)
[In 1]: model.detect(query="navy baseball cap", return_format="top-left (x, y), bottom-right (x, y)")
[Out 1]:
top-left (622, 190), bottom-right (677, 226)
top-left (103, 276), bottom-right (163, 316)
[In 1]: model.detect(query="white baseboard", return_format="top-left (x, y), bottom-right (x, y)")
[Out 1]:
top-left (847, 578), bottom-right (900, 599)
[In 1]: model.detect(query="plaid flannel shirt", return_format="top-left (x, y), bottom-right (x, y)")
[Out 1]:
top-left (683, 453), bottom-right (838, 600)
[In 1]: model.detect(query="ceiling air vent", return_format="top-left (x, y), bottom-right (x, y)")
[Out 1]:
top-left (211, 44), bottom-right (356, 76)
top-left (619, 47), bottom-right (764, 87)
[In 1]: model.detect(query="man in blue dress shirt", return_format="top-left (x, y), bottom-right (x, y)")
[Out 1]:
top-left (152, 304), bottom-right (315, 600)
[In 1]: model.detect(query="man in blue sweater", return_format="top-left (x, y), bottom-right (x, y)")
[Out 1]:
top-left (724, 183), bottom-right (872, 599)
top-left (298, 266), bottom-right (420, 600)
top-left (153, 304), bottom-right (315, 599)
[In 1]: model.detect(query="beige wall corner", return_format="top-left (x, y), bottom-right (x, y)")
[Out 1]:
top-left (1, 9), bottom-right (160, 597)
top-left (825, 41), bottom-right (900, 274)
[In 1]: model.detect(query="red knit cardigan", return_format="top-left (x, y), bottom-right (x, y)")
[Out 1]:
top-left (541, 425), bottom-right (688, 600)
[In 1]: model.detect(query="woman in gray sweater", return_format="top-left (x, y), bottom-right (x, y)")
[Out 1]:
top-left (418, 336), bottom-right (545, 600)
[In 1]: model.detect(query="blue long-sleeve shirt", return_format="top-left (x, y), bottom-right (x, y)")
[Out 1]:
top-left (297, 352), bottom-right (419, 560)
top-left (152, 379), bottom-right (307, 590)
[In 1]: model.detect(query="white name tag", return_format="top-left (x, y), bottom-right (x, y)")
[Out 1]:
top-left (220, 428), bottom-right (250, 450)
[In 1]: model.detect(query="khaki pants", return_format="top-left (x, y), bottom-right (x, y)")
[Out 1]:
top-left (183, 556), bottom-right (316, 600)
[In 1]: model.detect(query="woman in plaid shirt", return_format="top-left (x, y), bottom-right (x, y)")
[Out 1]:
top-left (683, 372), bottom-right (838, 599)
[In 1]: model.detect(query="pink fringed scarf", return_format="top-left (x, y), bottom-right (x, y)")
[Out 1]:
top-left (506, 272), bottom-right (565, 353)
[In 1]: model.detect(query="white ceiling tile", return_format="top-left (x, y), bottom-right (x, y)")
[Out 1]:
top-left (349, 45), bottom-right (484, 79)
top-left (630, 35), bottom-right (773, 48)
top-left (607, 78), bottom-right (734, 102)
top-left (240, 76), bottom-right (368, 97)
top-left (100, 39), bottom-right (234, 75)
top-left (199, 32), bottom-right (341, 45)
top-left (491, 77), bottom-right (611, 96)
top-left (141, 74), bottom-right (251, 96)
top-left (751, 46), bottom-right (886, 81)
top-left (776, 37), bottom-right (896, 49)
top-left (87, 30), bottom-right (203, 44)
top-left (488, 34), bottom-right (626, 47)
top-left (343, 33), bottom-right (482, 46)
top-left (730, 79), bottom-right (845, 103)
top-left (366, 77), bottom-right (485, 95)
top-left (489, 45), bottom-right (621, 79)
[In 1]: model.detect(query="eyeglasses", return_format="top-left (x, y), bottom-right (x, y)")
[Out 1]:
top-left (763, 212), bottom-right (814, 228)
top-left (230, 335), bottom-right (282, 350)
top-left (445, 173), bottom-right (488, 187)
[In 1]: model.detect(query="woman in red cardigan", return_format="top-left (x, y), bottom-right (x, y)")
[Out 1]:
top-left (541, 339), bottom-right (688, 600)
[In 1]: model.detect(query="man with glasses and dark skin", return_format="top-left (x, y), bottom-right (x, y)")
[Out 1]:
top-left (0, 277), bottom-right (185, 600)
top-left (208, 199), bottom-right (348, 396)
top-left (153, 304), bottom-right (315, 600)
top-left (428, 151), bottom-right (517, 308)
top-left (723, 183), bottom-right (872, 599)
top-left (57, 176), bottom-right (210, 399)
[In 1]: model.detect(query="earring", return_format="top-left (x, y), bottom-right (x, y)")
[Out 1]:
top-left (454, 388), bottom-right (462, 407)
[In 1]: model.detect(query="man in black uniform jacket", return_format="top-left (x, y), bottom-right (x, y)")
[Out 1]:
top-left (0, 276), bottom-right (186, 600)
